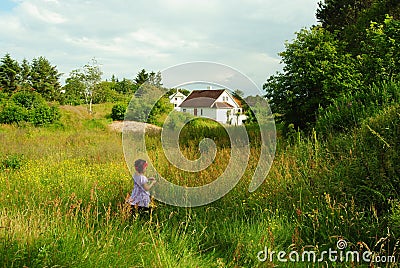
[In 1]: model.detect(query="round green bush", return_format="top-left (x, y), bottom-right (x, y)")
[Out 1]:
top-left (111, 103), bottom-right (127, 121)
top-left (0, 103), bottom-right (28, 124)
top-left (29, 105), bottom-right (60, 126)
top-left (11, 90), bottom-right (45, 109)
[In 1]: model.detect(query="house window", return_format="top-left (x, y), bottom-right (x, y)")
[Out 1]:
top-left (183, 109), bottom-right (186, 112)
top-left (200, 109), bottom-right (203, 115)
top-left (175, 97), bottom-right (177, 101)
top-left (174, 104), bottom-right (177, 107)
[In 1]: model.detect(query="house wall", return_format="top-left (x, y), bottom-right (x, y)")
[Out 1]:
top-left (181, 108), bottom-right (194, 115)
top-left (182, 108), bottom-right (217, 120)
top-left (216, 108), bottom-right (230, 124)
top-left (170, 95), bottom-right (185, 111)
top-left (201, 108), bottom-right (216, 119)
top-left (215, 91), bottom-right (239, 108)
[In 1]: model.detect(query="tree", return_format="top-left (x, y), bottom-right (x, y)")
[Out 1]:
top-left (0, 53), bottom-right (20, 94)
top-left (114, 78), bottom-right (137, 94)
top-left (317, 0), bottom-right (400, 54)
top-left (82, 58), bottom-right (102, 113)
top-left (20, 59), bottom-right (32, 90)
top-left (134, 69), bottom-right (149, 85)
top-left (263, 26), bottom-right (362, 129)
top-left (30, 56), bottom-right (61, 101)
top-left (147, 70), bottom-right (163, 87)
top-left (154, 71), bottom-right (162, 87)
top-left (62, 69), bottom-right (86, 105)
top-left (316, 0), bottom-right (374, 33)
top-left (359, 16), bottom-right (400, 83)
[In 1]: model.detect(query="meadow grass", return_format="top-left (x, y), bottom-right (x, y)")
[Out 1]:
top-left (0, 103), bottom-right (398, 267)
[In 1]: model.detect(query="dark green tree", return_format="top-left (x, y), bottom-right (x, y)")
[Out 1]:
top-left (30, 56), bottom-right (61, 101)
top-left (317, 0), bottom-right (400, 54)
top-left (134, 69), bottom-right (149, 85)
top-left (316, 0), bottom-right (374, 33)
top-left (263, 26), bottom-right (362, 129)
top-left (0, 53), bottom-right (21, 94)
top-left (20, 59), bottom-right (32, 90)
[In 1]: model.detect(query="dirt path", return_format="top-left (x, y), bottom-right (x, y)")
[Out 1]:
top-left (108, 121), bottom-right (161, 133)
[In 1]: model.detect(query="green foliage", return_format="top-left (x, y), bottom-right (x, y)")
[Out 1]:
top-left (318, 104), bottom-right (400, 213)
top-left (0, 53), bottom-right (20, 94)
top-left (61, 69), bottom-right (86, 105)
top-left (316, 0), bottom-right (374, 32)
top-left (264, 26), bottom-right (362, 129)
top-left (134, 69), bottom-right (149, 85)
top-left (112, 78), bottom-right (138, 94)
top-left (0, 90), bottom-right (59, 126)
top-left (110, 103), bottom-right (127, 121)
top-left (1, 103), bottom-right (399, 266)
top-left (389, 201), bottom-right (400, 234)
top-left (0, 102), bottom-right (27, 124)
top-left (29, 104), bottom-right (60, 126)
top-left (125, 98), bottom-right (152, 122)
top-left (0, 154), bottom-right (24, 170)
top-left (30, 56), bottom-right (62, 101)
top-left (93, 81), bottom-right (127, 104)
top-left (354, 105), bottom-right (400, 210)
top-left (360, 16), bottom-right (400, 84)
top-left (317, 0), bottom-right (400, 54)
top-left (147, 96), bottom-right (173, 126)
top-left (10, 90), bottom-right (45, 109)
top-left (126, 84), bottom-right (169, 124)
top-left (316, 80), bottom-right (400, 135)
top-left (82, 58), bottom-right (103, 113)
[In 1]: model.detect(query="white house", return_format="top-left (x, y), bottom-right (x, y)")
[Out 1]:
top-left (178, 89), bottom-right (247, 125)
top-left (169, 90), bottom-right (187, 111)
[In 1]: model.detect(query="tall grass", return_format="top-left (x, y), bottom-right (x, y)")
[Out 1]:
top-left (0, 103), bottom-right (399, 267)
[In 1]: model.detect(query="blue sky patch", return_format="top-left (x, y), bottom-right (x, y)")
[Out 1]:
top-left (0, 0), bottom-right (17, 13)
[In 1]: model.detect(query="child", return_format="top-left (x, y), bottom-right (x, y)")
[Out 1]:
top-left (128, 159), bottom-right (156, 214)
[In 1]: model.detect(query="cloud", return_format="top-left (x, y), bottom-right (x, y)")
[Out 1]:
top-left (0, 0), bottom-right (317, 88)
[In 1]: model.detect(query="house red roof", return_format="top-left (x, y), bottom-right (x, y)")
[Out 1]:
top-left (179, 89), bottom-right (235, 108)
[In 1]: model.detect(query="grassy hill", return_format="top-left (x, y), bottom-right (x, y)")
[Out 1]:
top-left (0, 101), bottom-right (399, 267)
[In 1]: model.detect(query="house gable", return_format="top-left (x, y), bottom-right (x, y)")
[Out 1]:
top-left (178, 89), bottom-right (240, 109)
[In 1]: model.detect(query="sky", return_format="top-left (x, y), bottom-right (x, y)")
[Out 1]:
top-left (0, 0), bottom-right (318, 90)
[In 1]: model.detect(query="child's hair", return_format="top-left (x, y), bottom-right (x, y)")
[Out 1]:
top-left (134, 159), bottom-right (148, 173)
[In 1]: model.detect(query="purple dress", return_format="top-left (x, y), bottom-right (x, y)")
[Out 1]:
top-left (129, 173), bottom-right (150, 208)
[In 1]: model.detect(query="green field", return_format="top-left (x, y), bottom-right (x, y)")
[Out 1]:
top-left (0, 103), bottom-right (399, 267)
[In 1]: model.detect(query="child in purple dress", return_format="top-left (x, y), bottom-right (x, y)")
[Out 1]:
top-left (128, 159), bottom-right (156, 214)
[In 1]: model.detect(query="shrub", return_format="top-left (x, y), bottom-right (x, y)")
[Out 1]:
top-left (11, 90), bottom-right (45, 109)
top-left (0, 91), bottom-right (60, 126)
top-left (0, 102), bottom-right (28, 124)
top-left (29, 104), bottom-right (60, 126)
top-left (111, 103), bottom-right (127, 121)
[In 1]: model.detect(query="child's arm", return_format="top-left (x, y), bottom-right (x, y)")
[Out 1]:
top-left (143, 177), bottom-right (156, 191)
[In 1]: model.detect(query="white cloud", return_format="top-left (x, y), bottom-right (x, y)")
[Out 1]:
top-left (19, 1), bottom-right (66, 24)
top-left (0, 0), bottom-right (318, 88)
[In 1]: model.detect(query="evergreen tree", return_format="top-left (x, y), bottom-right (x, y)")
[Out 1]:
top-left (20, 59), bottom-right (32, 90)
top-left (134, 69), bottom-right (149, 85)
top-left (30, 56), bottom-right (61, 101)
top-left (0, 53), bottom-right (21, 94)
